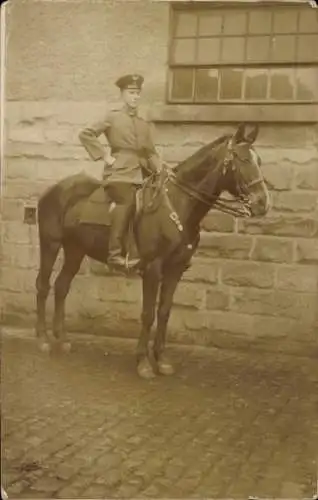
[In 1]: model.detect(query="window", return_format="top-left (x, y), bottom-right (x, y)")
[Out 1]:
top-left (168, 3), bottom-right (318, 104)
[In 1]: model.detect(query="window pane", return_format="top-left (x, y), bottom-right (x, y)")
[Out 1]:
top-left (248, 10), bottom-right (272, 34)
top-left (299, 9), bottom-right (318, 33)
top-left (295, 68), bottom-right (318, 101)
top-left (246, 36), bottom-right (271, 62)
top-left (220, 68), bottom-right (243, 100)
top-left (223, 12), bottom-right (247, 35)
top-left (174, 12), bottom-right (197, 37)
top-left (297, 35), bottom-right (318, 62)
top-left (197, 38), bottom-right (220, 64)
top-left (273, 9), bottom-right (298, 33)
top-left (198, 11), bottom-right (223, 36)
top-left (221, 37), bottom-right (245, 62)
top-left (170, 69), bottom-right (194, 101)
top-left (245, 69), bottom-right (268, 100)
top-left (271, 35), bottom-right (296, 62)
top-left (171, 39), bottom-right (196, 64)
top-left (195, 69), bottom-right (219, 102)
top-left (269, 68), bottom-right (295, 101)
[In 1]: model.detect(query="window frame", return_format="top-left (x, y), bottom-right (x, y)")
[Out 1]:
top-left (165, 1), bottom-right (318, 107)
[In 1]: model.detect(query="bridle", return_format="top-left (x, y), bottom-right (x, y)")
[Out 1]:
top-left (164, 138), bottom-right (264, 218)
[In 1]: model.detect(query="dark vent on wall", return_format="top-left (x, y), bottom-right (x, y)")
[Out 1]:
top-left (24, 206), bottom-right (37, 225)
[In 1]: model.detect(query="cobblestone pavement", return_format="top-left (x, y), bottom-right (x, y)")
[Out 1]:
top-left (1, 329), bottom-right (318, 499)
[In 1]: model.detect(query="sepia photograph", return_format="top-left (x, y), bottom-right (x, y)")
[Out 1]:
top-left (1, 0), bottom-right (318, 498)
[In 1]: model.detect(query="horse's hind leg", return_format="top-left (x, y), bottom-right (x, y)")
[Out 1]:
top-left (53, 239), bottom-right (84, 352)
top-left (35, 236), bottom-right (61, 351)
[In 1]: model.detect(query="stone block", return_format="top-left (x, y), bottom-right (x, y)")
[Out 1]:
top-left (250, 315), bottom-right (301, 338)
top-left (174, 282), bottom-right (206, 310)
top-left (180, 310), bottom-right (207, 332)
top-left (258, 147), bottom-right (281, 165)
top-left (239, 215), bottom-right (318, 238)
top-left (155, 124), bottom-right (230, 148)
top-left (66, 291), bottom-right (139, 330)
top-left (4, 180), bottom-right (49, 201)
top-left (206, 287), bottom-right (230, 311)
top-left (161, 145), bottom-right (197, 164)
top-left (2, 244), bottom-right (39, 270)
top-left (272, 191), bottom-right (318, 213)
top-left (295, 239), bottom-right (318, 264)
top-left (276, 265), bottom-right (317, 293)
top-left (5, 158), bottom-right (38, 180)
top-left (1, 199), bottom-right (24, 221)
top-left (44, 127), bottom-right (78, 145)
top-left (201, 211), bottom-right (235, 233)
top-left (4, 222), bottom-right (38, 246)
top-left (168, 309), bottom-right (207, 336)
top-left (205, 310), bottom-right (253, 336)
top-left (295, 161), bottom-right (318, 190)
top-left (183, 258), bottom-right (219, 285)
top-left (231, 287), bottom-right (316, 323)
top-left (220, 261), bottom-right (275, 289)
top-left (261, 162), bottom-right (294, 191)
top-left (1, 267), bottom-right (37, 293)
top-left (283, 147), bottom-right (317, 164)
top-left (198, 233), bottom-right (253, 260)
top-left (8, 125), bottom-right (45, 144)
top-left (1, 290), bottom-right (35, 318)
top-left (6, 141), bottom-right (87, 161)
top-left (257, 125), bottom-right (317, 148)
top-left (251, 237), bottom-right (294, 263)
top-left (84, 275), bottom-right (142, 306)
top-left (35, 160), bottom-right (95, 181)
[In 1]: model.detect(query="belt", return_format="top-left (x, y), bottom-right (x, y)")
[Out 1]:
top-left (111, 147), bottom-right (148, 158)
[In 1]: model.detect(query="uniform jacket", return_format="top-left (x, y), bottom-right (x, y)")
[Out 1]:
top-left (79, 107), bottom-right (161, 185)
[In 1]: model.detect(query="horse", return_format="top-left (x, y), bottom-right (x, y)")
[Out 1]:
top-left (35, 123), bottom-right (270, 379)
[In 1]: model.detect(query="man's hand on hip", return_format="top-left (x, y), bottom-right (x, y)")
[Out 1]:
top-left (104, 154), bottom-right (116, 167)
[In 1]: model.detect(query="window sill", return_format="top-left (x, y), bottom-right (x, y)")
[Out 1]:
top-left (148, 103), bottom-right (318, 124)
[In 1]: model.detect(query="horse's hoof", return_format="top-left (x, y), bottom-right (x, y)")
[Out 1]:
top-left (60, 342), bottom-right (72, 353)
top-left (137, 358), bottom-right (156, 380)
top-left (39, 341), bottom-right (51, 353)
top-left (156, 355), bottom-right (175, 376)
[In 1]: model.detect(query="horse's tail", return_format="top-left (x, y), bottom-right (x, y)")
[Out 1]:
top-left (37, 172), bottom-right (101, 242)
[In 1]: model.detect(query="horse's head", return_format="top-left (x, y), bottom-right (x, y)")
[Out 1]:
top-left (216, 123), bottom-right (270, 217)
top-left (173, 123), bottom-right (270, 219)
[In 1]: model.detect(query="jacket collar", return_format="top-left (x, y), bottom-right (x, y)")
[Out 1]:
top-left (123, 104), bottom-right (138, 117)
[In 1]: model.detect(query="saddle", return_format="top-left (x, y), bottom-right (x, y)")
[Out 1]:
top-left (64, 175), bottom-right (164, 228)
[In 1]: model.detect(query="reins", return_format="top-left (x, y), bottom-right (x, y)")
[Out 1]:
top-left (163, 161), bottom-right (255, 219)
top-left (144, 138), bottom-right (265, 219)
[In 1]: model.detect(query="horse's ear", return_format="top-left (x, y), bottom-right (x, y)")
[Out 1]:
top-left (244, 123), bottom-right (259, 144)
top-left (232, 123), bottom-right (246, 144)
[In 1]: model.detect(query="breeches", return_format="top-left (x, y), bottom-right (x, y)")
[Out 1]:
top-left (104, 182), bottom-right (136, 208)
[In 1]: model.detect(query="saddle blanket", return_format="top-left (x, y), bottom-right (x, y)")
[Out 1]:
top-left (63, 182), bottom-right (159, 228)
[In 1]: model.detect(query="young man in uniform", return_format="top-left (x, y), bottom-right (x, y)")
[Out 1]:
top-left (79, 74), bottom-right (162, 272)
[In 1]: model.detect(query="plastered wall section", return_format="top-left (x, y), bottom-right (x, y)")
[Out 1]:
top-left (1, 0), bottom-right (318, 349)
top-left (5, 0), bottom-right (169, 102)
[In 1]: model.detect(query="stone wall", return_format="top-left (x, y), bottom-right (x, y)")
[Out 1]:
top-left (1, 0), bottom-right (317, 350)
top-left (1, 102), bottom-right (318, 350)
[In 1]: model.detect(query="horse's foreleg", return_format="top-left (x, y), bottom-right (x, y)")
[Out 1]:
top-left (154, 264), bottom-right (185, 375)
top-left (35, 238), bottom-right (61, 351)
top-left (53, 242), bottom-right (84, 351)
top-left (136, 260), bottom-right (161, 379)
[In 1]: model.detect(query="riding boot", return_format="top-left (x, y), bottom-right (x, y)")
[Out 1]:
top-left (107, 205), bottom-right (140, 271)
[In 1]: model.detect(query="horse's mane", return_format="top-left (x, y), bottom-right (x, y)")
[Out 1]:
top-left (173, 134), bottom-right (230, 178)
